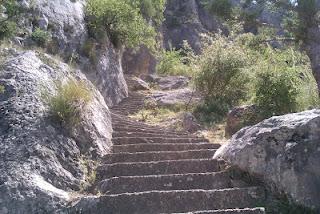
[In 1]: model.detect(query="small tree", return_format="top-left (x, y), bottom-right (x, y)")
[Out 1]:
top-left (86, 0), bottom-right (157, 49)
top-left (194, 36), bottom-right (250, 122)
top-left (255, 70), bottom-right (298, 119)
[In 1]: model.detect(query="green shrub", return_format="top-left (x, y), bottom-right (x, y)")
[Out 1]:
top-left (193, 36), bottom-right (250, 122)
top-left (86, 0), bottom-right (157, 49)
top-left (255, 70), bottom-right (298, 119)
top-left (156, 49), bottom-right (191, 76)
top-left (31, 28), bottom-right (51, 47)
top-left (254, 46), bottom-right (319, 119)
top-left (47, 80), bottom-right (92, 127)
top-left (0, 0), bottom-right (21, 40)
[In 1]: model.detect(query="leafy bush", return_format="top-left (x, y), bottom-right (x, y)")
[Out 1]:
top-left (156, 49), bottom-right (192, 76)
top-left (0, 0), bottom-right (21, 40)
top-left (255, 70), bottom-right (298, 119)
top-left (193, 36), bottom-right (250, 122)
top-left (31, 28), bottom-right (51, 47)
top-left (254, 47), bottom-right (319, 119)
top-left (47, 80), bottom-right (92, 127)
top-left (86, 0), bottom-right (157, 49)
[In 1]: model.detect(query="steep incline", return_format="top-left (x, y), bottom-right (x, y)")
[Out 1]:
top-left (69, 76), bottom-right (267, 213)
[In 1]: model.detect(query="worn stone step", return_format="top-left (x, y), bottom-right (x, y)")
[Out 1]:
top-left (104, 149), bottom-right (217, 164)
top-left (97, 159), bottom-right (223, 179)
top-left (112, 129), bottom-right (190, 136)
top-left (171, 208), bottom-right (266, 214)
top-left (112, 143), bottom-right (221, 153)
top-left (112, 125), bottom-right (184, 134)
top-left (113, 131), bottom-right (193, 138)
top-left (69, 187), bottom-right (265, 214)
top-left (99, 171), bottom-right (231, 194)
top-left (113, 137), bottom-right (209, 145)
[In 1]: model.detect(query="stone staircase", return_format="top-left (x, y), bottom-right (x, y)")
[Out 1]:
top-left (68, 77), bottom-right (266, 213)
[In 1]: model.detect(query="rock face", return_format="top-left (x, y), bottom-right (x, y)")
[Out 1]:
top-left (19, 0), bottom-right (128, 107)
top-left (163, 0), bottom-right (226, 53)
top-left (0, 50), bottom-right (113, 213)
top-left (122, 46), bottom-right (157, 77)
top-left (22, 0), bottom-right (87, 57)
top-left (214, 110), bottom-right (320, 210)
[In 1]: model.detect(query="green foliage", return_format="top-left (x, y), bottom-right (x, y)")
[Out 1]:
top-left (31, 28), bottom-right (51, 47)
top-left (202, 0), bottom-right (233, 20)
top-left (86, 0), bottom-right (158, 49)
top-left (156, 48), bottom-right (192, 76)
top-left (191, 33), bottom-right (319, 124)
top-left (255, 70), bottom-right (298, 119)
top-left (0, 0), bottom-right (21, 40)
top-left (131, 0), bottom-right (166, 26)
top-left (253, 46), bottom-right (319, 119)
top-left (46, 80), bottom-right (92, 127)
top-left (193, 36), bottom-right (250, 122)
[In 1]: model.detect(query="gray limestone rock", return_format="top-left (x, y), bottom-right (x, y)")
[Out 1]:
top-left (214, 110), bottom-right (320, 210)
top-left (0, 50), bottom-right (113, 213)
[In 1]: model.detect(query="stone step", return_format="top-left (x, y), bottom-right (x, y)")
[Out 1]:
top-left (98, 171), bottom-right (231, 194)
top-left (69, 187), bottom-right (265, 214)
top-left (104, 149), bottom-right (217, 164)
top-left (171, 208), bottom-right (266, 214)
top-left (113, 131), bottom-right (191, 138)
top-left (112, 143), bottom-right (221, 153)
top-left (112, 128), bottom-right (189, 136)
top-left (112, 137), bottom-right (209, 145)
top-left (97, 159), bottom-right (223, 179)
top-left (112, 125), bottom-right (184, 134)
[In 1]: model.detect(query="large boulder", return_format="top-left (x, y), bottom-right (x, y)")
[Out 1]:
top-left (0, 50), bottom-right (113, 213)
top-left (214, 110), bottom-right (320, 210)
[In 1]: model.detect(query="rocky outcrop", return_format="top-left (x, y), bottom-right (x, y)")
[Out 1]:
top-left (17, 0), bottom-right (128, 107)
top-left (0, 50), bottom-right (113, 213)
top-left (214, 110), bottom-right (320, 210)
top-left (162, 0), bottom-right (226, 53)
top-left (21, 0), bottom-right (87, 57)
top-left (122, 46), bottom-right (157, 77)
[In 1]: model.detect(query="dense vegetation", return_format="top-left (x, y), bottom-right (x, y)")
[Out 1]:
top-left (86, 0), bottom-right (165, 49)
top-left (0, 0), bottom-right (21, 40)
